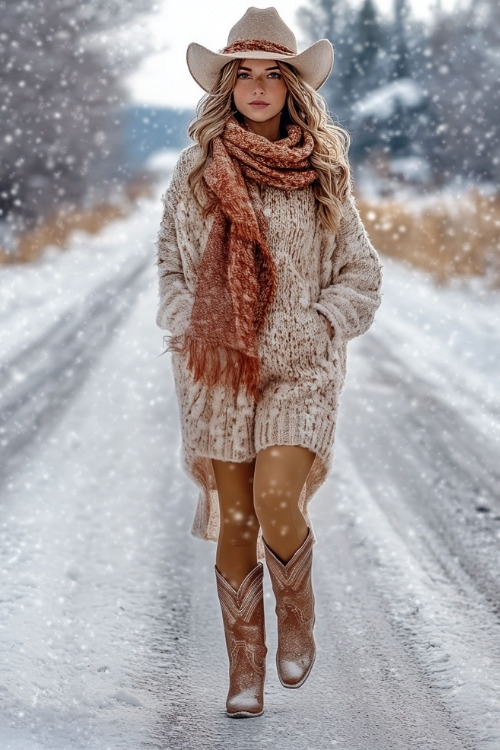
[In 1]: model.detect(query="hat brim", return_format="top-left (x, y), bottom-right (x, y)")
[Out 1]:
top-left (186, 39), bottom-right (334, 93)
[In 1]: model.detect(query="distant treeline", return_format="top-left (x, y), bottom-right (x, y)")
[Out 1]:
top-left (0, 0), bottom-right (156, 247)
top-left (1, 0), bottom-right (498, 248)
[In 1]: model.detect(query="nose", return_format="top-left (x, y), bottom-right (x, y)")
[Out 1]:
top-left (252, 75), bottom-right (266, 94)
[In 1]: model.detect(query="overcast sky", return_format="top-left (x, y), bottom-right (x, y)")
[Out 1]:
top-left (126, 0), bottom-right (455, 109)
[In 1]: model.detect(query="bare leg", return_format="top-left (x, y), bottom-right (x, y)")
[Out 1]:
top-left (212, 458), bottom-right (259, 590)
top-left (212, 458), bottom-right (265, 717)
top-left (254, 445), bottom-right (316, 688)
top-left (253, 445), bottom-right (315, 563)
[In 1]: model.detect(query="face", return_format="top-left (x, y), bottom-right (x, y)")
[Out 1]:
top-left (232, 59), bottom-right (287, 137)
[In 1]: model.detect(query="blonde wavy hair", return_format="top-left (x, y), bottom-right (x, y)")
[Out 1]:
top-left (187, 59), bottom-right (351, 234)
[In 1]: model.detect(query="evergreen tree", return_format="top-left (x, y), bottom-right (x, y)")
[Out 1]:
top-left (296, 0), bottom-right (351, 118)
top-left (297, 0), bottom-right (390, 117)
top-left (345, 0), bottom-right (384, 99)
top-left (420, 0), bottom-right (500, 184)
top-left (391, 0), bottom-right (411, 79)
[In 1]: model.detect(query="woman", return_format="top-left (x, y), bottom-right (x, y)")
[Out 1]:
top-left (156, 7), bottom-right (382, 718)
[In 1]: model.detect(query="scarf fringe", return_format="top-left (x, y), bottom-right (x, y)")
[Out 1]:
top-left (170, 334), bottom-right (261, 401)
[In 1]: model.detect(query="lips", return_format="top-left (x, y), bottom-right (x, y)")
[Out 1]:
top-left (249, 101), bottom-right (269, 108)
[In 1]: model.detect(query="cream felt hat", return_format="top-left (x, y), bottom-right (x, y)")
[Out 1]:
top-left (186, 6), bottom-right (334, 93)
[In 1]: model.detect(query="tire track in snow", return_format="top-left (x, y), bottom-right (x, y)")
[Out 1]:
top-left (355, 331), bottom-right (500, 614)
top-left (332, 330), bottom-right (500, 746)
top-left (330, 442), bottom-right (500, 750)
top-left (0, 273), bottom-right (195, 750)
top-left (0, 256), bottom-right (149, 481)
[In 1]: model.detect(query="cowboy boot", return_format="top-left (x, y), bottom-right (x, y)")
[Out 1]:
top-left (215, 562), bottom-right (267, 717)
top-left (264, 529), bottom-right (316, 688)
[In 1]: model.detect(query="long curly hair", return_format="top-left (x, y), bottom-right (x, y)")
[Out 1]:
top-left (187, 59), bottom-right (351, 234)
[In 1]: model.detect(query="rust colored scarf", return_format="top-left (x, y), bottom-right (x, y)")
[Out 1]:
top-left (172, 116), bottom-right (318, 399)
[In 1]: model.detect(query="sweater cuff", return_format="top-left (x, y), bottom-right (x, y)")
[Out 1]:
top-left (156, 295), bottom-right (193, 336)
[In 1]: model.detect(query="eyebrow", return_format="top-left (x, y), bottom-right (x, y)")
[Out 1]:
top-left (237, 65), bottom-right (280, 71)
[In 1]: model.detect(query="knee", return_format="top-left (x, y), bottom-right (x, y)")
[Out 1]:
top-left (219, 507), bottom-right (260, 547)
top-left (253, 480), bottom-right (293, 526)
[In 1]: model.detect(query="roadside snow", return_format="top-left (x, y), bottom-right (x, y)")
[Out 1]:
top-left (376, 257), bottom-right (500, 442)
top-left (0, 196), bottom-right (159, 363)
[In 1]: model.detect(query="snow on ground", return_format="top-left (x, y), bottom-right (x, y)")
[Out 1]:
top-left (0, 201), bottom-right (153, 363)
top-left (375, 257), bottom-right (500, 443)
top-left (1, 160), bottom-right (500, 748)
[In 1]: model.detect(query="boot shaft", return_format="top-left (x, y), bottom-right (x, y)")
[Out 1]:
top-left (264, 530), bottom-right (316, 688)
top-left (215, 563), bottom-right (267, 717)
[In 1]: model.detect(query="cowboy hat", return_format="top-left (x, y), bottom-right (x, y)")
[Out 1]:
top-left (186, 6), bottom-right (334, 93)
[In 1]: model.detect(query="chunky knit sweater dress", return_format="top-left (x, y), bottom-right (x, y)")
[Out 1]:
top-left (156, 145), bottom-right (382, 555)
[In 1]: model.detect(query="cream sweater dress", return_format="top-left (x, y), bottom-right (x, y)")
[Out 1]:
top-left (156, 145), bottom-right (382, 552)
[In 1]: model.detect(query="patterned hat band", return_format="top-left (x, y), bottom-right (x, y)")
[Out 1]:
top-left (221, 40), bottom-right (295, 56)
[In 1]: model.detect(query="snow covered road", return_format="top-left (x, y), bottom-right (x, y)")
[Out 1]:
top-left (1, 187), bottom-right (500, 749)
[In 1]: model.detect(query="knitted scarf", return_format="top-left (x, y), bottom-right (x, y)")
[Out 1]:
top-left (171, 116), bottom-right (318, 400)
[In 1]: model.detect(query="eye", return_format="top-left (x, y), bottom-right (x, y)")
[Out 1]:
top-left (237, 71), bottom-right (250, 79)
top-left (268, 72), bottom-right (282, 79)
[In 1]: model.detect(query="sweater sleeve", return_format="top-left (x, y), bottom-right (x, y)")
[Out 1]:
top-left (155, 152), bottom-right (195, 335)
top-left (313, 190), bottom-right (383, 350)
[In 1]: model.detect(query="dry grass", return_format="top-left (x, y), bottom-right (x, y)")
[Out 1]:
top-left (3, 176), bottom-right (499, 286)
top-left (0, 172), bottom-right (155, 266)
top-left (357, 190), bottom-right (500, 285)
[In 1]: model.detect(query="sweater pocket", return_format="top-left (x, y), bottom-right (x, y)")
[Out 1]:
top-left (311, 306), bottom-right (348, 381)
top-left (311, 308), bottom-right (332, 363)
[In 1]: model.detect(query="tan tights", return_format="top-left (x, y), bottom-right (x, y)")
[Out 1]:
top-left (212, 445), bottom-right (315, 590)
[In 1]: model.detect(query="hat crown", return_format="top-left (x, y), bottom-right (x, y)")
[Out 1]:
top-left (227, 7), bottom-right (297, 53)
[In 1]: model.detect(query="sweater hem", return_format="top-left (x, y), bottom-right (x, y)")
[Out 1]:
top-left (254, 406), bottom-right (337, 463)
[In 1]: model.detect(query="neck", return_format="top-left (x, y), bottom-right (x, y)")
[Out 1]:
top-left (243, 113), bottom-right (282, 142)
